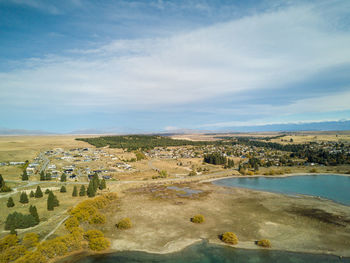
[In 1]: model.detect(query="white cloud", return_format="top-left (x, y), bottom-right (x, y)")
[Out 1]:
top-left (198, 90), bottom-right (350, 128)
top-left (1, 1), bottom-right (350, 116)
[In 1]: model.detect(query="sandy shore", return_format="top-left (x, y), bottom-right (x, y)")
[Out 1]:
top-left (98, 180), bottom-right (350, 258)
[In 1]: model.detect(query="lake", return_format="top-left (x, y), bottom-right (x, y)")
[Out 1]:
top-left (213, 174), bottom-right (350, 205)
top-left (71, 241), bottom-right (349, 263)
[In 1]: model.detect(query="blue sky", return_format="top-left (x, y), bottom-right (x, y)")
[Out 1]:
top-left (1, 0), bottom-right (350, 133)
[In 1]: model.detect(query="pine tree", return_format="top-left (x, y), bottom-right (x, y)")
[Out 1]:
top-left (40, 171), bottom-right (45, 181)
top-left (60, 174), bottom-right (67, 182)
top-left (79, 185), bottom-right (86, 196)
top-left (0, 174), bottom-right (12, 192)
top-left (35, 185), bottom-right (43, 198)
top-left (10, 226), bottom-right (17, 235)
top-left (99, 179), bottom-right (106, 190)
top-left (29, 205), bottom-right (40, 223)
top-left (19, 192), bottom-right (29, 204)
top-left (53, 195), bottom-right (59, 207)
top-left (29, 190), bottom-right (35, 197)
top-left (60, 185), bottom-right (67, 193)
top-left (7, 197), bottom-right (15, 207)
top-left (21, 170), bottom-right (29, 181)
top-left (92, 174), bottom-right (100, 192)
top-left (87, 180), bottom-right (95, 197)
top-left (45, 189), bottom-right (50, 194)
top-left (72, 186), bottom-right (78, 197)
top-left (47, 191), bottom-right (54, 211)
top-left (45, 173), bottom-right (51, 181)
top-left (0, 174), bottom-right (4, 188)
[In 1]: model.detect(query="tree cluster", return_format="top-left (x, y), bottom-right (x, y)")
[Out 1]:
top-left (5, 205), bottom-right (40, 230)
top-left (40, 171), bottom-right (51, 181)
top-left (204, 153), bottom-right (227, 165)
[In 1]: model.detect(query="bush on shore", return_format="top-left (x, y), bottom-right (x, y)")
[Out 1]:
top-left (221, 232), bottom-right (238, 245)
top-left (191, 214), bottom-right (205, 224)
top-left (116, 218), bottom-right (132, 230)
top-left (256, 239), bottom-right (271, 248)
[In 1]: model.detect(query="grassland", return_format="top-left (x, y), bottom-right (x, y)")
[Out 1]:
top-left (1, 133), bottom-right (350, 261)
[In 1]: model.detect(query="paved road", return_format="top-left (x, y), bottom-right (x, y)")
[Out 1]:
top-left (39, 153), bottom-right (50, 174)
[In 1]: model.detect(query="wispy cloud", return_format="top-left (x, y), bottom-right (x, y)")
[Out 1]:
top-left (1, 0), bottom-right (350, 131)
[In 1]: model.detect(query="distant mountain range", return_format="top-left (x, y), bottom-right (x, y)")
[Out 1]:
top-left (216, 120), bottom-right (350, 133)
top-left (1, 120), bottom-right (349, 135)
top-left (0, 128), bottom-right (53, 135)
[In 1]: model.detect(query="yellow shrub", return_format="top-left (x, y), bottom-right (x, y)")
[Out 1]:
top-left (84, 229), bottom-right (104, 240)
top-left (88, 237), bottom-right (110, 251)
top-left (14, 251), bottom-right (47, 263)
top-left (116, 218), bottom-right (132, 230)
top-left (22, 233), bottom-right (39, 248)
top-left (191, 214), bottom-right (205, 224)
top-left (256, 239), bottom-right (271, 248)
top-left (84, 229), bottom-right (110, 251)
top-left (65, 216), bottom-right (80, 232)
top-left (0, 234), bottom-right (18, 252)
top-left (221, 232), bottom-right (238, 245)
top-left (89, 213), bottom-right (106, 224)
top-left (0, 244), bottom-right (27, 262)
top-left (70, 193), bottom-right (117, 224)
top-left (37, 238), bottom-right (68, 258)
top-left (247, 170), bottom-right (254, 176)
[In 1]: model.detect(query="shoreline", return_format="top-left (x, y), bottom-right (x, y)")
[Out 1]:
top-left (203, 172), bottom-right (350, 183)
top-left (58, 238), bottom-right (349, 263)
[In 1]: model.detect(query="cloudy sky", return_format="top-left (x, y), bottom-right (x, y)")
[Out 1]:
top-left (1, 0), bottom-right (350, 133)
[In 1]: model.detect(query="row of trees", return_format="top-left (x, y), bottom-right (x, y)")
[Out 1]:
top-left (76, 135), bottom-right (214, 150)
top-left (40, 171), bottom-right (52, 181)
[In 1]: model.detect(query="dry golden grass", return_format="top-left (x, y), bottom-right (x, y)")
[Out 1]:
top-left (0, 184), bottom-right (88, 240)
top-left (270, 134), bottom-right (350, 144)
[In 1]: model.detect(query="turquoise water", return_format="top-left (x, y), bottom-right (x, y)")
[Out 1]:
top-left (214, 174), bottom-right (350, 205)
top-left (73, 241), bottom-right (349, 263)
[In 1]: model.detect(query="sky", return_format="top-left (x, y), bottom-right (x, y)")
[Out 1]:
top-left (1, 0), bottom-right (350, 133)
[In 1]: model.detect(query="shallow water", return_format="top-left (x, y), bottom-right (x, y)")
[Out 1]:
top-left (72, 241), bottom-right (349, 263)
top-left (214, 174), bottom-right (350, 205)
top-left (167, 186), bottom-right (202, 197)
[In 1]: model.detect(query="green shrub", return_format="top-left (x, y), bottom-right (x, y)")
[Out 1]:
top-left (191, 214), bottom-right (204, 224)
top-left (221, 232), bottom-right (238, 245)
top-left (7, 197), bottom-right (15, 208)
top-left (116, 218), bottom-right (132, 230)
top-left (256, 239), bottom-right (271, 248)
